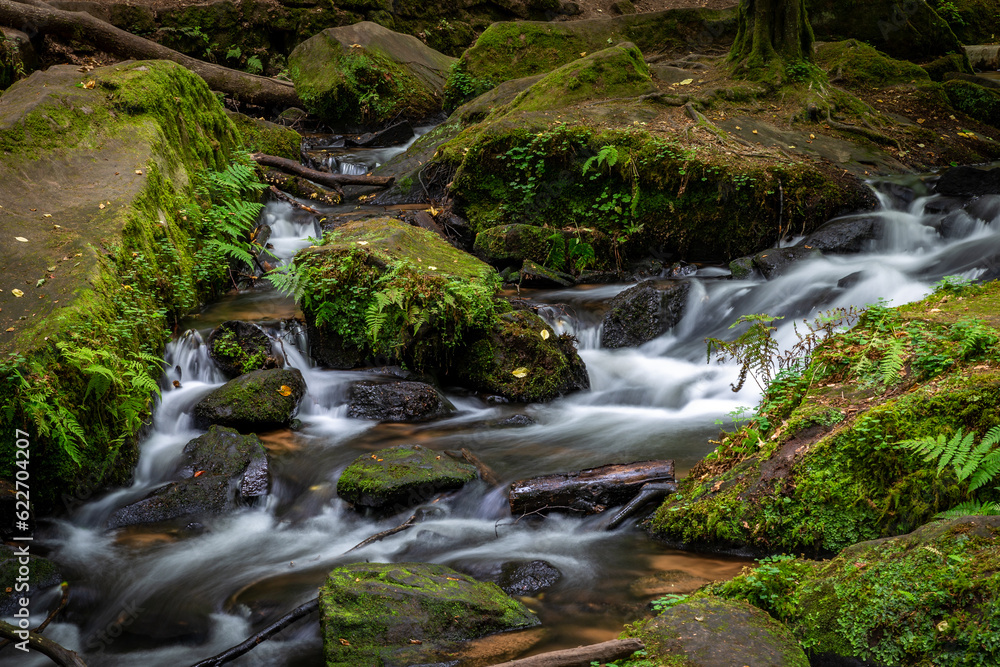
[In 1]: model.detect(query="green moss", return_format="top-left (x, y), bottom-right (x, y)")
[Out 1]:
top-left (933, 0), bottom-right (1000, 45)
top-left (944, 79), bottom-right (1000, 126)
top-left (225, 111), bottom-right (300, 159)
top-left (706, 516), bottom-right (1000, 665)
top-left (336, 444), bottom-right (477, 508)
top-left (814, 40), bottom-right (931, 89)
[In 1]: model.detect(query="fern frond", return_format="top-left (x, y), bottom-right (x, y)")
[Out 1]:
top-left (935, 500), bottom-right (1000, 519)
top-left (878, 337), bottom-right (906, 386)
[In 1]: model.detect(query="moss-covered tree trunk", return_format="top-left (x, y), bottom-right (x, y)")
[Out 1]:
top-left (729, 0), bottom-right (814, 69)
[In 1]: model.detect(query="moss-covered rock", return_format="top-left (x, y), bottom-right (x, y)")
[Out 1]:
top-left (295, 217), bottom-right (502, 371)
top-left (806, 0), bottom-right (964, 62)
top-left (814, 40), bottom-right (932, 89)
top-left (474, 223), bottom-right (556, 268)
top-left (0, 60), bottom-right (241, 513)
top-left (944, 78), bottom-right (1000, 127)
top-left (336, 444), bottom-right (478, 510)
top-left (623, 595), bottom-right (809, 667)
top-left (455, 309), bottom-right (589, 402)
top-left (0, 546), bottom-right (61, 616)
top-left (648, 281), bottom-right (1000, 556)
top-left (225, 111), bottom-right (301, 160)
top-left (933, 0), bottom-right (1000, 45)
top-left (320, 561), bottom-right (539, 666)
top-left (706, 516), bottom-right (1000, 666)
top-left (207, 321), bottom-right (277, 378)
top-left (193, 368), bottom-right (306, 431)
top-left (443, 8), bottom-right (736, 107)
top-left (106, 425), bottom-right (269, 528)
top-left (289, 21), bottom-right (455, 126)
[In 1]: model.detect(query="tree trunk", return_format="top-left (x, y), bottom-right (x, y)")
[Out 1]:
top-left (0, 0), bottom-right (299, 108)
top-left (251, 153), bottom-right (395, 189)
top-left (729, 0), bottom-right (814, 68)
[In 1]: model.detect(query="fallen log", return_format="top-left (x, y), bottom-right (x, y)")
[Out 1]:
top-left (0, 619), bottom-right (87, 667)
top-left (509, 460), bottom-right (675, 516)
top-left (489, 638), bottom-right (645, 667)
top-left (0, 0), bottom-right (298, 107)
top-left (604, 481), bottom-right (677, 530)
top-left (188, 597), bottom-right (319, 667)
top-left (262, 169), bottom-right (343, 205)
top-left (251, 153), bottom-right (395, 190)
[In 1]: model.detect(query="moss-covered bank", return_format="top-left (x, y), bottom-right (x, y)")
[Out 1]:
top-left (0, 60), bottom-right (244, 513)
top-left (649, 280), bottom-right (1000, 556)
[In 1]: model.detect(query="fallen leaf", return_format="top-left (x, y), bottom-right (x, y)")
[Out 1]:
top-left (5, 327), bottom-right (13, 332)
top-left (409, 639), bottom-right (423, 645)
top-left (735, 125), bottom-right (741, 130)
top-left (579, 52), bottom-right (586, 57)
top-left (809, 133), bottom-right (815, 139)
top-left (752, 129), bottom-right (758, 134)
top-left (277, 385), bottom-right (293, 397)
top-left (35, 279), bottom-right (45, 288)
top-left (42, 213), bottom-right (51, 218)
top-left (194, 470), bottom-right (205, 478)
top-left (12, 289), bottom-right (24, 297)
top-left (15, 237), bottom-right (28, 242)
top-left (679, 78), bottom-right (693, 85)
top-left (428, 266), bottom-right (438, 270)
top-left (917, 118), bottom-right (925, 124)
top-left (46, 265), bottom-right (55, 271)
top-left (135, 169), bottom-right (143, 175)
top-left (917, 143), bottom-right (925, 148)
top-left (540, 329), bottom-right (550, 340)
top-left (512, 367), bottom-right (529, 378)
top-left (83, 80), bottom-right (95, 89)
top-left (357, 240), bottom-right (369, 245)
top-left (99, 203), bottom-right (105, 209)
top-left (339, 639), bottom-right (351, 646)
top-left (172, 380), bottom-right (181, 388)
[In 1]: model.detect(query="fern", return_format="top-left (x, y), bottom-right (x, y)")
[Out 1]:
top-left (934, 500), bottom-right (1000, 519)
top-left (878, 337), bottom-right (906, 386)
top-left (898, 426), bottom-right (1000, 493)
top-left (707, 314), bottom-right (784, 393)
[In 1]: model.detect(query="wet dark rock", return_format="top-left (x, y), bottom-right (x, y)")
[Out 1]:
top-left (107, 426), bottom-right (269, 529)
top-left (935, 165), bottom-right (1000, 196)
top-left (520, 259), bottom-right (575, 287)
top-left (626, 595), bottom-right (808, 666)
top-left (307, 321), bottom-right (364, 369)
top-left (349, 120), bottom-right (414, 148)
top-left (193, 368), bottom-right (306, 431)
top-left (559, 1), bottom-right (582, 15)
top-left (964, 194), bottom-right (1000, 223)
top-left (752, 246), bottom-right (817, 280)
top-left (798, 216), bottom-right (881, 254)
top-left (601, 281), bottom-right (690, 348)
top-left (347, 380), bottom-right (455, 423)
top-left (0, 546), bottom-right (61, 615)
top-left (498, 560), bottom-right (562, 596)
top-left (320, 562), bottom-right (539, 666)
top-left (629, 257), bottom-right (665, 280)
top-left (337, 444), bottom-right (478, 512)
top-left (207, 321), bottom-right (276, 378)
top-left (728, 256), bottom-right (756, 280)
top-left (837, 271), bottom-right (864, 289)
top-left (493, 414), bottom-right (537, 428)
top-left (668, 261), bottom-right (698, 278)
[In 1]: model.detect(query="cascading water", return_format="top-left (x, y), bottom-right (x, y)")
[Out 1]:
top-left (11, 176), bottom-right (1000, 666)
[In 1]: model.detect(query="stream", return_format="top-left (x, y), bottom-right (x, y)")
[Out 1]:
top-left (9, 152), bottom-right (1000, 665)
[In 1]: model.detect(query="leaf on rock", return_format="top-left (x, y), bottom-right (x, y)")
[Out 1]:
top-left (11, 289), bottom-right (24, 297)
top-left (277, 385), bottom-right (293, 397)
top-left (15, 237), bottom-right (28, 242)
top-left (512, 367), bottom-right (529, 378)
top-left (540, 329), bottom-right (550, 340)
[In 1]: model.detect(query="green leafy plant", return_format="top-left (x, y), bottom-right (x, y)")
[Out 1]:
top-left (932, 274), bottom-right (975, 294)
top-left (246, 55), bottom-right (264, 76)
top-left (650, 593), bottom-right (689, 613)
top-left (707, 314), bottom-right (784, 393)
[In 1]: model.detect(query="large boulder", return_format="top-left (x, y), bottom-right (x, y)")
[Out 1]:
top-left (289, 21), bottom-right (455, 125)
top-left (601, 281), bottom-right (690, 348)
top-left (797, 216), bottom-right (883, 254)
top-left (625, 595), bottom-right (808, 666)
top-left (337, 444), bottom-right (479, 511)
top-left (347, 380), bottom-right (455, 422)
top-left (455, 310), bottom-right (590, 403)
top-left (320, 561), bottom-right (540, 667)
top-left (935, 164), bottom-right (1000, 196)
top-left (207, 320), bottom-right (276, 378)
top-left (708, 516), bottom-right (1000, 665)
top-left (107, 426), bottom-right (269, 529)
top-left (192, 368), bottom-right (306, 431)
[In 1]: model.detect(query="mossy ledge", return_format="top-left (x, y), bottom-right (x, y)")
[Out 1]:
top-left (649, 280), bottom-right (1000, 556)
top-left (0, 60), bottom-right (242, 513)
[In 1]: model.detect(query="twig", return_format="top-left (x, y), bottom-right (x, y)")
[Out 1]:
top-left (345, 512), bottom-right (420, 553)
top-left (268, 186), bottom-right (321, 214)
top-left (0, 581), bottom-right (70, 652)
top-left (188, 598), bottom-right (319, 667)
top-left (0, 619), bottom-right (87, 667)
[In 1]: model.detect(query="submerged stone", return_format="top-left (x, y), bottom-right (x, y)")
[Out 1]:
top-left (347, 380), bottom-right (456, 423)
top-left (337, 444), bottom-right (478, 511)
top-left (320, 561), bottom-right (539, 667)
top-left (193, 368), bottom-right (306, 431)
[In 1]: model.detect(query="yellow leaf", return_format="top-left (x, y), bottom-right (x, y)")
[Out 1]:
top-left (540, 329), bottom-right (550, 340)
top-left (357, 241), bottom-right (369, 246)
top-left (135, 169), bottom-right (143, 175)
top-left (83, 80), bottom-right (95, 89)
top-left (428, 266), bottom-right (438, 270)
top-left (752, 129), bottom-right (758, 134)
top-left (278, 385), bottom-right (293, 397)
top-left (679, 78), bottom-right (693, 85)
top-left (580, 52), bottom-right (587, 57)
top-left (339, 638), bottom-right (351, 646)
top-left (512, 367), bottom-right (529, 378)
top-left (15, 237), bottom-right (28, 242)
top-left (5, 327), bottom-right (13, 332)
top-left (42, 213), bottom-right (51, 218)
top-left (12, 289), bottom-right (24, 297)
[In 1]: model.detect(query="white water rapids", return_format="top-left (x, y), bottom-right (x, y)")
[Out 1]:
top-left (8, 176), bottom-right (1000, 666)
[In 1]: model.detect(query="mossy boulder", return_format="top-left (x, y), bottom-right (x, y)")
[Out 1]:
top-left (601, 281), bottom-right (691, 349)
top-left (337, 444), bottom-right (478, 511)
top-left (320, 561), bottom-right (540, 667)
top-left (455, 309), bottom-right (590, 402)
top-left (649, 281), bottom-right (1000, 556)
top-left (0, 546), bottom-right (61, 616)
top-left (814, 40), bottom-right (932, 89)
top-left (193, 368), bottom-right (306, 431)
top-left (106, 425), bottom-right (269, 528)
top-left (295, 216), bottom-right (502, 372)
top-left (474, 223), bottom-right (560, 269)
top-left (347, 380), bottom-right (456, 422)
top-left (806, 0), bottom-right (963, 62)
top-left (924, 0), bottom-right (1000, 45)
top-left (207, 321), bottom-right (276, 378)
top-left (225, 111), bottom-right (301, 160)
top-left (443, 8), bottom-right (736, 107)
top-left (707, 516), bottom-right (1000, 666)
top-left (289, 21), bottom-right (455, 126)
top-left (944, 79), bottom-right (1000, 127)
top-left (623, 595), bottom-right (808, 667)
top-left (0, 60), bottom-right (241, 513)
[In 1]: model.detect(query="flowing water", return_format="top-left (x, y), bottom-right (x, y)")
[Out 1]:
top-left (10, 173), bottom-right (1000, 666)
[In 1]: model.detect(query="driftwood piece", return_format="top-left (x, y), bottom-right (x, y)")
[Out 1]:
top-left (262, 170), bottom-right (342, 206)
top-left (489, 638), bottom-right (645, 667)
top-left (188, 598), bottom-right (319, 667)
top-left (0, 619), bottom-right (88, 667)
top-left (251, 153), bottom-right (394, 190)
top-left (509, 460), bottom-right (675, 516)
top-left (0, 0), bottom-right (298, 107)
top-left (605, 481), bottom-right (677, 530)
top-left (447, 448), bottom-right (500, 486)
top-left (345, 511), bottom-right (419, 553)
